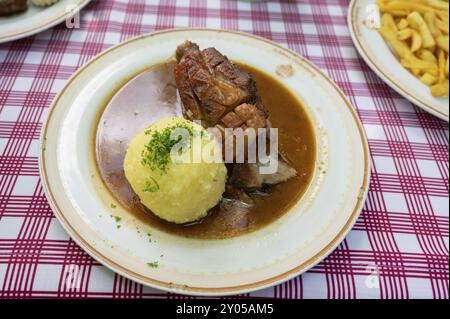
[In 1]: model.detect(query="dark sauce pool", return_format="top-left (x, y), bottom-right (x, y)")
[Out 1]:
top-left (95, 62), bottom-right (316, 239)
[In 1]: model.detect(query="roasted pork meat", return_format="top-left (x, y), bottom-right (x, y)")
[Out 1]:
top-left (174, 41), bottom-right (296, 190)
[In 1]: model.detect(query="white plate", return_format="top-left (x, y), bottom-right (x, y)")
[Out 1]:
top-left (39, 29), bottom-right (370, 296)
top-left (0, 0), bottom-right (90, 44)
top-left (348, 0), bottom-right (449, 121)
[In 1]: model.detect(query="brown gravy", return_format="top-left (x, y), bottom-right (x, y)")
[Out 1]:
top-left (95, 62), bottom-right (316, 239)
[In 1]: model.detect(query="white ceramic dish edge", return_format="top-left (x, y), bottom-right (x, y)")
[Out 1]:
top-left (39, 29), bottom-right (371, 296)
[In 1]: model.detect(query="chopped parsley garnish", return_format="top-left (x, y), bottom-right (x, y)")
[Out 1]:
top-left (147, 261), bottom-right (159, 268)
top-left (110, 203), bottom-right (117, 209)
top-left (141, 123), bottom-right (198, 173)
top-left (143, 177), bottom-right (159, 192)
top-left (112, 215), bottom-right (121, 223)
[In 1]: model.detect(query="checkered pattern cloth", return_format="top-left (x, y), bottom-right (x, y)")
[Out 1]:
top-left (0, 0), bottom-right (448, 299)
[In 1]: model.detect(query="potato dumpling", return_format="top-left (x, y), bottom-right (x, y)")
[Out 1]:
top-left (124, 118), bottom-right (226, 224)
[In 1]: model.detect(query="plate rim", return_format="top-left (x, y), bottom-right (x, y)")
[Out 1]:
top-left (39, 28), bottom-right (371, 296)
top-left (0, 0), bottom-right (91, 44)
top-left (347, 0), bottom-right (449, 122)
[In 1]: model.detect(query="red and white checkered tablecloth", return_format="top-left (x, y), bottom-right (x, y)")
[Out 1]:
top-left (0, 0), bottom-right (448, 299)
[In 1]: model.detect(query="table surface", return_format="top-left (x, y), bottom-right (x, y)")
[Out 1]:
top-left (0, 0), bottom-right (448, 299)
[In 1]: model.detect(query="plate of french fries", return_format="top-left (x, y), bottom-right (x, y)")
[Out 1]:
top-left (348, 0), bottom-right (449, 121)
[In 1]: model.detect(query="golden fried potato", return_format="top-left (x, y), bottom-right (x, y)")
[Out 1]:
top-left (438, 49), bottom-right (447, 81)
top-left (424, 11), bottom-right (449, 52)
top-left (421, 73), bottom-right (438, 85)
top-left (381, 13), bottom-right (398, 31)
top-left (400, 56), bottom-right (438, 76)
top-left (411, 29), bottom-right (423, 51)
top-left (398, 28), bottom-right (413, 40)
top-left (410, 0), bottom-right (449, 11)
top-left (379, 1), bottom-right (447, 17)
top-left (397, 18), bottom-right (409, 29)
top-left (418, 49), bottom-right (438, 62)
top-left (446, 54), bottom-right (449, 75)
top-left (435, 18), bottom-right (449, 34)
top-left (379, 25), bottom-right (409, 57)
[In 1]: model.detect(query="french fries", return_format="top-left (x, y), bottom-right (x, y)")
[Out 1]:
top-left (377, 0), bottom-right (450, 97)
